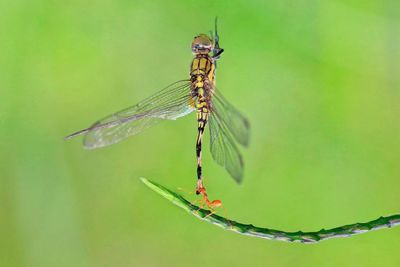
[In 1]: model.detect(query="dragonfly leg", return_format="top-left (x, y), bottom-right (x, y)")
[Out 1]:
top-left (212, 48), bottom-right (224, 60)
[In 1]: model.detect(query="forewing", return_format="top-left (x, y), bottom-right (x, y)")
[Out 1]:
top-left (211, 90), bottom-right (250, 147)
top-left (72, 80), bottom-right (194, 149)
top-left (209, 113), bottom-right (244, 183)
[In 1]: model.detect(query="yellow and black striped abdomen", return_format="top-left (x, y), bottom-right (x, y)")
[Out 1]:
top-left (195, 94), bottom-right (208, 182)
top-left (191, 55), bottom-right (215, 184)
top-left (196, 95), bottom-right (208, 129)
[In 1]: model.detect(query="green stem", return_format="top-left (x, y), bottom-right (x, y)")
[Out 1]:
top-left (140, 177), bottom-right (400, 243)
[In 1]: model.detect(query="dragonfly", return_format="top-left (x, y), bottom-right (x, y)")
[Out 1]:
top-left (65, 18), bottom-right (250, 208)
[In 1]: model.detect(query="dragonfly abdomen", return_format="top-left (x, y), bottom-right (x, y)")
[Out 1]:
top-left (195, 93), bottom-right (209, 194)
top-left (191, 56), bottom-right (213, 193)
top-left (190, 49), bottom-right (217, 194)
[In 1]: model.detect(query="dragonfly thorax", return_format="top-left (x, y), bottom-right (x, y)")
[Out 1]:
top-left (190, 54), bottom-right (215, 86)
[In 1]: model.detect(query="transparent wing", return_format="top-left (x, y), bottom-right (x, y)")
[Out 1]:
top-left (211, 90), bottom-right (250, 147)
top-left (209, 112), bottom-right (244, 183)
top-left (65, 80), bottom-right (195, 149)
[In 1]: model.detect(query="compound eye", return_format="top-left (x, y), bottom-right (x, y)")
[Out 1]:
top-left (192, 34), bottom-right (213, 53)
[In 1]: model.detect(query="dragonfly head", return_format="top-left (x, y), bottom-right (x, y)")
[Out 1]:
top-left (192, 34), bottom-right (213, 54)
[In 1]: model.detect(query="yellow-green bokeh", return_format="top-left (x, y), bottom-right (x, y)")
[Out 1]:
top-left (1, 0), bottom-right (400, 266)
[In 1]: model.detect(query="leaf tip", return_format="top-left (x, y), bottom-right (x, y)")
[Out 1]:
top-left (139, 177), bottom-right (154, 189)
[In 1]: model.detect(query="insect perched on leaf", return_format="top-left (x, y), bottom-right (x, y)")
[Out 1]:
top-left (65, 18), bottom-right (250, 208)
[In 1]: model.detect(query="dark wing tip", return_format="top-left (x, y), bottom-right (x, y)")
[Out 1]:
top-left (64, 128), bottom-right (89, 141)
top-left (242, 135), bottom-right (250, 148)
top-left (244, 117), bottom-right (250, 129)
top-left (234, 175), bottom-right (243, 184)
top-left (231, 153), bottom-right (244, 184)
top-left (242, 117), bottom-right (251, 147)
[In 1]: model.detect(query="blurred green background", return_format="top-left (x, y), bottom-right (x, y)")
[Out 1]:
top-left (1, 0), bottom-right (400, 266)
